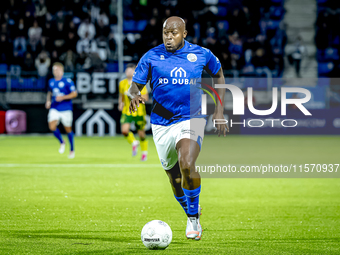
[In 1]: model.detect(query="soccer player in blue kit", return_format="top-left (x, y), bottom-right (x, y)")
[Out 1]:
top-left (129, 16), bottom-right (228, 240)
top-left (45, 62), bottom-right (78, 159)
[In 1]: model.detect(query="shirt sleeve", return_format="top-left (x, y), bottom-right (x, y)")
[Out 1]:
top-left (67, 78), bottom-right (76, 93)
top-left (132, 52), bottom-right (151, 85)
top-left (140, 86), bottom-right (148, 95)
top-left (204, 48), bottom-right (221, 76)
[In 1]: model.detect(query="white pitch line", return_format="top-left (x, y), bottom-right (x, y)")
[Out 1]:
top-left (0, 164), bottom-right (161, 168)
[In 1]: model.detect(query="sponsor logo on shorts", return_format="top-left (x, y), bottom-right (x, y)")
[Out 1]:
top-left (161, 159), bottom-right (168, 167)
top-left (182, 129), bottom-right (195, 135)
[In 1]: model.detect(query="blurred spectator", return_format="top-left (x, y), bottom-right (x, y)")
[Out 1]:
top-left (13, 36), bottom-right (27, 65)
top-left (108, 32), bottom-right (117, 58)
top-left (1, 23), bottom-right (8, 37)
top-left (68, 0), bottom-right (86, 20)
top-left (35, 50), bottom-right (50, 77)
top-left (78, 16), bottom-right (96, 40)
top-left (228, 7), bottom-right (247, 36)
top-left (98, 10), bottom-right (110, 27)
top-left (272, 47), bottom-right (284, 77)
top-left (14, 18), bottom-right (28, 38)
top-left (21, 0), bottom-right (35, 25)
top-left (0, 34), bottom-right (12, 63)
top-left (139, 17), bottom-right (160, 54)
top-left (34, 0), bottom-right (48, 24)
top-left (76, 32), bottom-right (97, 55)
top-left (28, 20), bottom-right (42, 53)
top-left (89, 52), bottom-right (106, 72)
top-left (96, 14), bottom-right (110, 38)
top-left (42, 21), bottom-right (52, 39)
top-left (251, 48), bottom-right (270, 68)
top-left (22, 52), bottom-right (36, 74)
top-left (51, 50), bottom-right (60, 64)
top-left (75, 52), bottom-right (88, 71)
top-left (60, 49), bottom-right (77, 72)
top-left (51, 21), bottom-right (67, 55)
top-left (66, 31), bottom-right (78, 53)
top-left (68, 20), bottom-right (78, 35)
top-left (96, 36), bottom-right (110, 61)
top-left (288, 36), bottom-right (307, 77)
top-left (8, 0), bottom-right (20, 22)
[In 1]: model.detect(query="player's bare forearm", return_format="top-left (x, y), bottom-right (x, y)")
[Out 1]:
top-left (213, 68), bottom-right (225, 114)
top-left (128, 81), bottom-right (146, 113)
top-left (118, 94), bottom-right (124, 111)
top-left (45, 91), bottom-right (52, 109)
top-left (46, 91), bottom-right (52, 103)
top-left (63, 91), bottom-right (78, 100)
top-left (128, 81), bottom-right (145, 99)
top-left (211, 67), bottom-right (229, 136)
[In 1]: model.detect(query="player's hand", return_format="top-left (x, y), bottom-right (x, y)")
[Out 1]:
top-left (212, 112), bottom-right (229, 137)
top-left (129, 95), bottom-right (145, 113)
top-left (45, 101), bottom-right (51, 109)
top-left (56, 96), bottom-right (64, 102)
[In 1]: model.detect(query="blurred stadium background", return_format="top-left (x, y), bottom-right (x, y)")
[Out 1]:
top-left (0, 0), bottom-right (339, 135)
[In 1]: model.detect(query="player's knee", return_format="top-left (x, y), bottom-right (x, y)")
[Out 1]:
top-left (122, 131), bottom-right (129, 137)
top-left (179, 157), bottom-right (191, 175)
top-left (49, 125), bottom-right (57, 131)
top-left (139, 136), bottom-right (145, 141)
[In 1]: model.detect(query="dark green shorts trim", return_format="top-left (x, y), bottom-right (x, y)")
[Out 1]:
top-left (120, 114), bottom-right (146, 130)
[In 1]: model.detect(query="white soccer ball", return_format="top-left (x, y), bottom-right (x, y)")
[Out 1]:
top-left (141, 220), bottom-right (172, 250)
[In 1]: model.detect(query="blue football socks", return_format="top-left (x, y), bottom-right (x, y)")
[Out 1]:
top-left (183, 186), bottom-right (201, 217)
top-left (175, 195), bottom-right (188, 214)
top-left (53, 128), bottom-right (64, 144)
top-left (67, 131), bottom-right (74, 151)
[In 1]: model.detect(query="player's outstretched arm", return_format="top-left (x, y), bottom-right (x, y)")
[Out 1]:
top-left (128, 81), bottom-right (146, 113)
top-left (45, 91), bottom-right (52, 109)
top-left (211, 67), bottom-right (229, 137)
top-left (118, 92), bottom-right (124, 112)
top-left (56, 91), bottom-right (78, 102)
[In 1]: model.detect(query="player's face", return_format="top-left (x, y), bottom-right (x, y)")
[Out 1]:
top-left (53, 66), bottom-right (64, 79)
top-left (163, 27), bottom-right (186, 52)
top-left (125, 67), bottom-right (135, 79)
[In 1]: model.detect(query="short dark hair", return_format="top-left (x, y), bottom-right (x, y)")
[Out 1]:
top-left (126, 63), bottom-right (136, 69)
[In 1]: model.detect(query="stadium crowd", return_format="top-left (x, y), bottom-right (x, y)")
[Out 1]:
top-left (0, 0), bottom-right (286, 78)
top-left (315, 0), bottom-right (340, 77)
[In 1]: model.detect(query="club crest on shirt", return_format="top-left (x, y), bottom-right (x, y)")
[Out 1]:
top-left (58, 82), bottom-right (65, 88)
top-left (187, 53), bottom-right (197, 62)
top-left (160, 55), bottom-right (165, 60)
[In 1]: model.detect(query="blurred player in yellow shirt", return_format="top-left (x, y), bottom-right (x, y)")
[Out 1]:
top-left (118, 64), bottom-right (149, 161)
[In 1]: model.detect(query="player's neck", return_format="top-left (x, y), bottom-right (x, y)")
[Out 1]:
top-left (167, 40), bottom-right (185, 53)
top-left (55, 76), bottom-right (62, 81)
top-left (127, 78), bottom-right (132, 83)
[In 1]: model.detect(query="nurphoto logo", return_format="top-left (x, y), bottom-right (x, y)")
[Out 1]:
top-left (201, 84), bottom-right (312, 128)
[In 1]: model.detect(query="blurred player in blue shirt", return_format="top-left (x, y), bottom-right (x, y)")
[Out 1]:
top-left (45, 62), bottom-right (78, 159)
top-left (129, 17), bottom-right (228, 240)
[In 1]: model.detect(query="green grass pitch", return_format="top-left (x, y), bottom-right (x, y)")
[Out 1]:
top-left (0, 135), bottom-right (339, 254)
